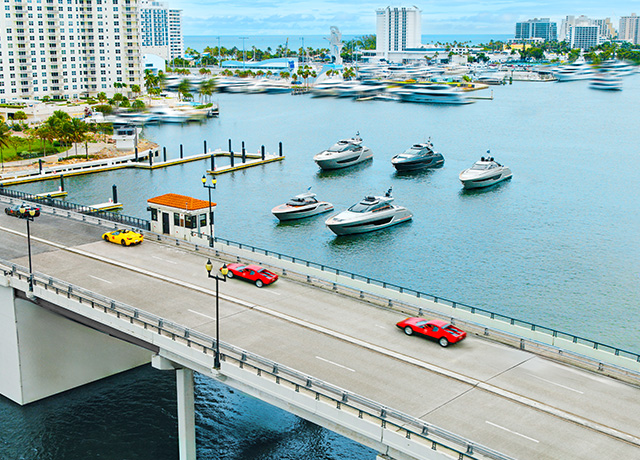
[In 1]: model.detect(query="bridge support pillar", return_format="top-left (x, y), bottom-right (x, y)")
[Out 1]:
top-left (177, 368), bottom-right (196, 460)
top-left (152, 355), bottom-right (196, 460)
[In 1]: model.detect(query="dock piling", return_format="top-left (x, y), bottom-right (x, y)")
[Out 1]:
top-left (179, 145), bottom-right (183, 159)
top-left (279, 142), bottom-right (283, 157)
top-left (261, 145), bottom-right (265, 160)
top-left (228, 139), bottom-right (232, 152)
top-left (38, 159), bottom-right (43, 175)
top-left (135, 147), bottom-right (139, 162)
top-left (204, 140), bottom-right (207, 154)
top-left (112, 185), bottom-right (118, 204)
top-left (149, 150), bottom-right (153, 166)
top-left (60, 174), bottom-right (64, 191)
top-left (163, 148), bottom-right (167, 162)
top-left (210, 154), bottom-right (215, 171)
top-left (230, 150), bottom-right (234, 167)
top-left (241, 142), bottom-right (246, 163)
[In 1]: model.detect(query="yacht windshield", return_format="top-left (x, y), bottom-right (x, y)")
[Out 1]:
top-left (328, 141), bottom-right (355, 152)
top-left (471, 163), bottom-right (494, 170)
top-left (348, 199), bottom-right (391, 213)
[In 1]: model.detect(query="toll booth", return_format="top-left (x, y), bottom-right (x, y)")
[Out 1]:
top-left (147, 193), bottom-right (215, 245)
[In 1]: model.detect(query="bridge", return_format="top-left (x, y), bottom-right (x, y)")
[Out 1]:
top-left (1, 198), bottom-right (639, 460)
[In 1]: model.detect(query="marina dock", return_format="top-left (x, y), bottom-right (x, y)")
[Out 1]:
top-left (87, 201), bottom-right (123, 212)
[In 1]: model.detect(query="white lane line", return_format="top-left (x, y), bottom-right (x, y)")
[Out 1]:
top-left (376, 325), bottom-right (387, 329)
top-left (152, 255), bottom-right (177, 264)
top-left (188, 309), bottom-right (216, 321)
top-left (264, 290), bottom-right (281, 295)
top-left (89, 275), bottom-right (112, 284)
top-left (316, 356), bottom-right (356, 372)
top-left (486, 421), bottom-right (539, 443)
top-left (528, 374), bottom-right (584, 394)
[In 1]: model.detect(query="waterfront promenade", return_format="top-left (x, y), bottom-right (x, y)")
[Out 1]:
top-left (1, 202), bottom-right (639, 459)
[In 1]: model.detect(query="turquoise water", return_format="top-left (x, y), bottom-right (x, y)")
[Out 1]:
top-left (5, 75), bottom-right (640, 459)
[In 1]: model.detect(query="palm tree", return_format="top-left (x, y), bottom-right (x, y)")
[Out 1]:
top-left (130, 84), bottom-right (141, 98)
top-left (63, 118), bottom-right (89, 158)
top-left (198, 78), bottom-right (216, 103)
top-left (177, 79), bottom-right (192, 101)
top-left (0, 122), bottom-right (11, 170)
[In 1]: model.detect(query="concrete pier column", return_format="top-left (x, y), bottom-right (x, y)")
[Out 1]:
top-left (177, 368), bottom-right (196, 460)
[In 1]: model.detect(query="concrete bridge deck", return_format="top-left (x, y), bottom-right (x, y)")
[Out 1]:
top-left (1, 208), bottom-right (639, 460)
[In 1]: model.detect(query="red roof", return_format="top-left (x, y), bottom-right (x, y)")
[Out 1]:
top-left (147, 193), bottom-right (215, 211)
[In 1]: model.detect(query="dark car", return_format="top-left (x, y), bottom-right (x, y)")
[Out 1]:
top-left (5, 203), bottom-right (41, 218)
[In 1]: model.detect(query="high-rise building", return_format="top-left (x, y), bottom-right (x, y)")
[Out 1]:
top-left (375, 6), bottom-right (422, 59)
top-left (619, 14), bottom-right (639, 45)
top-left (594, 18), bottom-right (616, 40)
top-left (139, 1), bottom-right (183, 62)
top-left (570, 25), bottom-right (600, 50)
top-left (515, 18), bottom-right (557, 41)
top-left (0, 0), bottom-right (142, 102)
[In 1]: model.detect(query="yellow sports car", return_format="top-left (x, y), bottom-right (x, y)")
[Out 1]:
top-left (102, 229), bottom-right (144, 246)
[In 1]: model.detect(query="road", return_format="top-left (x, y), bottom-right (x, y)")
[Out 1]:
top-left (1, 207), bottom-right (639, 460)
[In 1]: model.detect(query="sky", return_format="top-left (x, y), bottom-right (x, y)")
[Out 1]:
top-left (176, 1), bottom-right (636, 36)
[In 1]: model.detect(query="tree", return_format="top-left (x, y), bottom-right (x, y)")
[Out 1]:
top-left (62, 118), bottom-right (89, 157)
top-left (199, 78), bottom-right (217, 103)
top-left (13, 111), bottom-right (28, 121)
top-left (177, 79), bottom-right (192, 101)
top-left (130, 84), bottom-right (141, 98)
top-left (0, 122), bottom-right (11, 169)
top-left (97, 92), bottom-right (107, 102)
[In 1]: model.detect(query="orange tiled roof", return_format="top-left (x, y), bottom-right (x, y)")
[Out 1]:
top-left (147, 193), bottom-right (215, 211)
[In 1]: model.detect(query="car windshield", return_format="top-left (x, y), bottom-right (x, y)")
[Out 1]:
top-left (415, 320), bottom-right (429, 327)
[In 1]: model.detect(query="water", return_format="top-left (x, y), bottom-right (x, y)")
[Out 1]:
top-left (183, 34), bottom-right (512, 53)
top-left (4, 76), bottom-right (640, 459)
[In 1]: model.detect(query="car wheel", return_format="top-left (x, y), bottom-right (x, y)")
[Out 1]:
top-left (121, 240), bottom-right (127, 246)
top-left (103, 235), bottom-right (109, 241)
top-left (439, 337), bottom-right (449, 347)
top-left (226, 271), bottom-right (234, 278)
top-left (404, 326), bottom-right (413, 336)
top-left (255, 279), bottom-right (264, 288)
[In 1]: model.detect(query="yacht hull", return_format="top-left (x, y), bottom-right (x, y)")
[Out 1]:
top-left (326, 208), bottom-right (412, 235)
top-left (314, 147), bottom-right (373, 170)
top-left (272, 202), bottom-right (334, 221)
top-left (392, 154), bottom-right (444, 171)
top-left (460, 168), bottom-right (512, 189)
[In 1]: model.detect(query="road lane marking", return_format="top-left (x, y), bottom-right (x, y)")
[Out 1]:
top-left (528, 374), bottom-right (584, 394)
top-left (152, 255), bottom-right (177, 264)
top-left (188, 309), bottom-right (216, 321)
top-left (486, 421), bottom-right (539, 443)
top-left (316, 356), bottom-right (356, 372)
top-left (264, 290), bottom-right (281, 295)
top-left (3, 223), bottom-right (639, 448)
top-left (89, 275), bottom-right (112, 284)
top-left (376, 325), bottom-right (387, 329)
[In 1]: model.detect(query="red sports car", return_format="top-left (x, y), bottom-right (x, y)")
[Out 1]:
top-left (396, 317), bottom-right (466, 347)
top-left (222, 263), bottom-right (278, 288)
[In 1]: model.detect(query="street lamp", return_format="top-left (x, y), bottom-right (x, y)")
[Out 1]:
top-left (201, 174), bottom-right (216, 247)
top-left (10, 205), bottom-right (38, 293)
top-left (205, 260), bottom-right (228, 369)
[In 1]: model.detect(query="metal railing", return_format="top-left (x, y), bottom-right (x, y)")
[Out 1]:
top-left (3, 196), bottom-right (638, 369)
top-left (0, 187), bottom-right (150, 230)
top-left (1, 261), bottom-right (514, 460)
top-left (208, 235), bottom-right (640, 365)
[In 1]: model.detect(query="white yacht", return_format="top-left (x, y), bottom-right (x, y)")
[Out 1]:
top-left (313, 134), bottom-right (373, 170)
top-left (553, 58), bottom-right (594, 82)
top-left (388, 84), bottom-right (473, 105)
top-left (459, 154), bottom-right (512, 189)
top-left (271, 189), bottom-right (334, 221)
top-left (590, 72), bottom-right (623, 91)
top-left (325, 188), bottom-right (413, 236)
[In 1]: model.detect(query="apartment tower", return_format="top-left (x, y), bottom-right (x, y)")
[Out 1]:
top-left (0, 0), bottom-right (142, 102)
top-left (619, 13), bottom-right (639, 44)
top-left (138, 0), bottom-right (183, 62)
top-left (375, 6), bottom-right (421, 59)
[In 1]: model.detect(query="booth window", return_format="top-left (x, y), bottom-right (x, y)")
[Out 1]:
top-left (150, 208), bottom-right (157, 221)
top-left (199, 213), bottom-right (207, 228)
top-left (174, 212), bottom-right (181, 226)
top-left (185, 215), bottom-right (197, 229)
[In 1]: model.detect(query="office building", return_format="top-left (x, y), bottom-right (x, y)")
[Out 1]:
top-left (375, 6), bottom-right (422, 59)
top-left (0, 0), bottom-right (142, 102)
top-left (619, 14), bottom-right (639, 44)
top-left (515, 18), bottom-right (557, 42)
top-left (139, 0), bottom-right (182, 62)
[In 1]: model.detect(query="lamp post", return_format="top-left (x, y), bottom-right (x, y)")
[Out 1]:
top-left (205, 260), bottom-right (228, 369)
top-left (11, 205), bottom-right (38, 293)
top-left (201, 174), bottom-right (216, 247)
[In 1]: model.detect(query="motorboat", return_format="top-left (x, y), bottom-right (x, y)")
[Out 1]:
top-left (388, 84), bottom-right (473, 105)
top-left (271, 189), bottom-right (334, 221)
top-left (589, 72), bottom-right (622, 91)
top-left (598, 59), bottom-right (636, 76)
top-left (553, 58), bottom-right (594, 82)
top-left (459, 154), bottom-right (512, 189)
top-left (325, 188), bottom-right (413, 236)
top-left (391, 140), bottom-right (444, 171)
top-left (313, 133), bottom-right (373, 170)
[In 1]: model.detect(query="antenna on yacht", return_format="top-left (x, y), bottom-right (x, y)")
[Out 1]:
top-left (385, 187), bottom-right (392, 197)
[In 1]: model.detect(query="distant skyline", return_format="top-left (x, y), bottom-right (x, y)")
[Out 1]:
top-left (177, 1), bottom-right (634, 36)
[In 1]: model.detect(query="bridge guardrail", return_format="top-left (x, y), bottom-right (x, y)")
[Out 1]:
top-left (3, 196), bottom-right (638, 379)
top-left (1, 260), bottom-right (515, 460)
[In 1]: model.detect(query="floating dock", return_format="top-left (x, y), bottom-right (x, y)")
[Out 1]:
top-left (87, 201), bottom-right (123, 212)
top-left (34, 189), bottom-right (68, 199)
